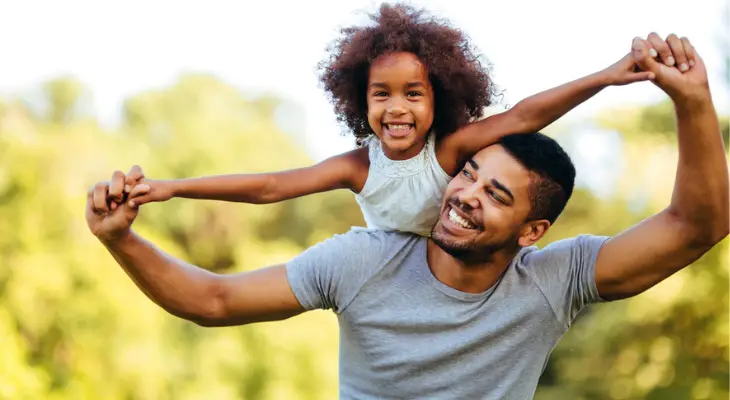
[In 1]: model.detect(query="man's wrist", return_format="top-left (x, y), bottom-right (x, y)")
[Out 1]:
top-left (100, 229), bottom-right (136, 250)
top-left (671, 87), bottom-right (713, 114)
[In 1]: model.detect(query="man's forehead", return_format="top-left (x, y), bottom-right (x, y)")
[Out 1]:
top-left (471, 145), bottom-right (533, 186)
top-left (472, 145), bottom-right (521, 170)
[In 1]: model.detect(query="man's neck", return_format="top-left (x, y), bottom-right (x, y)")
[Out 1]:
top-left (426, 239), bottom-right (519, 294)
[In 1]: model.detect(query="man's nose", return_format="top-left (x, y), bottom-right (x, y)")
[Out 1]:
top-left (457, 184), bottom-right (481, 210)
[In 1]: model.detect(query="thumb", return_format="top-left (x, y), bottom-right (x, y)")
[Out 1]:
top-left (125, 165), bottom-right (146, 193)
top-left (127, 184), bottom-right (152, 208)
top-left (626, 70), bottom-right (656, 84)
top-left (121, 200), bottom-right (140, 222)
top-left (127, 194), bottom-right (155, 208)
top-left (631, 37), bottom-right (660, 75)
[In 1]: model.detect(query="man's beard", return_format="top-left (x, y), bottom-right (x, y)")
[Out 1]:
top-left (431, 223), bottom-right (519, 265)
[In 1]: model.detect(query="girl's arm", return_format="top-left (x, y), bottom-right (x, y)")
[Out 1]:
top-left (437, 53), bottom-right (655, 175)
top-left (128, 147), bottom-right (370, 207)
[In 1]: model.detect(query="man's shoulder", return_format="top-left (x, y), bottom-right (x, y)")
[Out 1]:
top-left (286, 229), bottom-right (424, 312)
top-left (516, 234), bottom-right (611, 267)
top-left (303, 228), bottom-right (422, 257)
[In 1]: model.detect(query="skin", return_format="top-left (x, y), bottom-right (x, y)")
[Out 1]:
top-left (427, 34), bottom-right (729, 300)
top-left (117, 50), bottom-right (653, 208)
top-left (428, 145), bottom-right (547, 294)
top-left (365, 52), bottom-right (435, 160)
top-left (87, 34), bottom-right (727, 329)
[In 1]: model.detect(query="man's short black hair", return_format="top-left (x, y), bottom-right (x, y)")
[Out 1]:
top-left (497, 133), bottom-right (576, 224)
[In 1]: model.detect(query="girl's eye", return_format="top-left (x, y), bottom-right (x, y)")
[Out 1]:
top-left (407, 91), bottom-right (422, 97)
top-left (373, 91), bottom-right (388, 97)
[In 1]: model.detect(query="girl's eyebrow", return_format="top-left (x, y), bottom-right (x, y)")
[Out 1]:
top-left (369, 82), bottom-right (389, 88)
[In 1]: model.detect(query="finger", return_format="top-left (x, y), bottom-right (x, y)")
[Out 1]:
top-left (128, 184), bottom-right (150, 199)
top-left (92, 181), bottom-right (110, 214)
top-left (632, 37), bottom-right (661, 74)
top-left (86, 187), bottom-right (97, 214)
top-left (646, 43), bottom-right (658, 60)
top-left (681, 37), bottom-right (697, 67)
top-left (109, 170), bottom-right (126, 203)
top-left (666, 33), bottom-right (688, 72)
top-left (647, 32), bottom-right (674, 67)
top-left (626, 70), bottom-right (656, 83)
top-left (127, 194), bottom-right (151, 209)
top-left (125, 165), bottom-right (145, 193)
top-left (122, 197), bottom-right (141, 219)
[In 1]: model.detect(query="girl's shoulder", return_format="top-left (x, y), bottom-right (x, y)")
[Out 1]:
top-left (343, 146), bottom-right (370, 193)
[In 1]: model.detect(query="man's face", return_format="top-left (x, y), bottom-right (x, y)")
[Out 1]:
top-left (431, 144), bottom-right (544, 260)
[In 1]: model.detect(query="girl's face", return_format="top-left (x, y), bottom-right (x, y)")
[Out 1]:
top-left (366, 52), bottom-right (435, 160)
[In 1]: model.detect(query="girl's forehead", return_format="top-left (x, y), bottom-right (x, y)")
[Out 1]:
top-left (373, 53), bottom-right (426, 70)
top-left (369, 52), bottom-right (429, 82)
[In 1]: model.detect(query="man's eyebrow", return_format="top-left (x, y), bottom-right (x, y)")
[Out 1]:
top-left (491, 178), bottom-right (514, 202)
top-left (466, 159), bottom-right (514, 201)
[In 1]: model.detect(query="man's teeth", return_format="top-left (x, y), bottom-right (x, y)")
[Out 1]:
top-left (448, 208), bottom-right (475, 229)
top-left (387, 124), bottom-right (411, 131)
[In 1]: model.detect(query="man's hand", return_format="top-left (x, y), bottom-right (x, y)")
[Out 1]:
top-left (86, 166), bottom-right (150, 244)
top-left (601, 52), bottom-right (656, 86)
top-left (632, 33), bottom-right (709, 102)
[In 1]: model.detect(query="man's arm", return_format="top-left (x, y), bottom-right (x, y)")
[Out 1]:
top-left (87, 168), bottom-right (306, 327)
top-left (105, 232), bottom-right (305, 327)
top-left (594, 35), bottom-right (729, 301)
top-left (437, 54), bottom-right (654, 174)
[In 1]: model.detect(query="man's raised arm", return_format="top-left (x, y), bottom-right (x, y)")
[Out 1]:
top-left (594, 34), bottom-right (729, 300)
top-left (86, 167), bottom-right (305, 327)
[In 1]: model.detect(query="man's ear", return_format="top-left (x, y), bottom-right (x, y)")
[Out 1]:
top-left (517, 220), bottom-right (550, 247)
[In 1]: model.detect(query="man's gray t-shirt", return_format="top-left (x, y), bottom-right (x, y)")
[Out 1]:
top-left (286, 230), bottom-right (608, 399)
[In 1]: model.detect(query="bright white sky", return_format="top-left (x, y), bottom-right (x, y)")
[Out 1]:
top-left (0, 0), bottom-right (727, 161)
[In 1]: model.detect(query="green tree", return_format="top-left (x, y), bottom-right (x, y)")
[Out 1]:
top-left (0, 75), bottom-right (359, 399)
top-left (535, 100), bottom-right (729, 400)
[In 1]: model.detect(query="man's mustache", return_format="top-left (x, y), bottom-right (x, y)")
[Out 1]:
top-left (446, 197), bottom-right (483, 229)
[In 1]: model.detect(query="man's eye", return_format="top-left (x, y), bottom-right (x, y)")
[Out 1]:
top-left (489, 190), bottom-right (506, 204)
top-left (461, 169), bottom-right (473, 179)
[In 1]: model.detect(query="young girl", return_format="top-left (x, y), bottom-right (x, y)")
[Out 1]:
top-left (123, 4), bottom-right (653, 236)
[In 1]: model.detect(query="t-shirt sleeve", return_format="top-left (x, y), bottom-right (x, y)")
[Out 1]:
top-left (285, 229), bottom-right (387, 314)
top-left (523, 234), bottom-right (609, 327)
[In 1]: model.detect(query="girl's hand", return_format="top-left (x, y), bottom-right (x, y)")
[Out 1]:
top-left (601, 52), bottom-right (656, 86)
top-left (125, 178), bottom-right (175, 208)
top-left (107, 165), bottom-right (174, 209)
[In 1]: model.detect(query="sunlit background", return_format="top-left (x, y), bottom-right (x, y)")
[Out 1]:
top-left (0, 0), bottom-right (728, 399)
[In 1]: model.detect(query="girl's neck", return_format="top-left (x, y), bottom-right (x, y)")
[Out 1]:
top-left (380, 136), bottom-right (428, 161)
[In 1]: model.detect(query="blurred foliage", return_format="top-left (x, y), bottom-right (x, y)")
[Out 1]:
top-left (0, 75), bottom-right (727, 399)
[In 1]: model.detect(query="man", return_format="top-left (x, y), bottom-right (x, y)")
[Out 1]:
top-left (87, 35), bottom-right (728, 399)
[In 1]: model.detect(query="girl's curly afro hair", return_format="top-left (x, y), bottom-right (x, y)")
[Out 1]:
top-left (318, 3), bottom-right (497, 143)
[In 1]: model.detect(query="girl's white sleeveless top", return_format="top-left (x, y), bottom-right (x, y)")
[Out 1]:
top-left (354, 132), bottom-right (453, 236)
